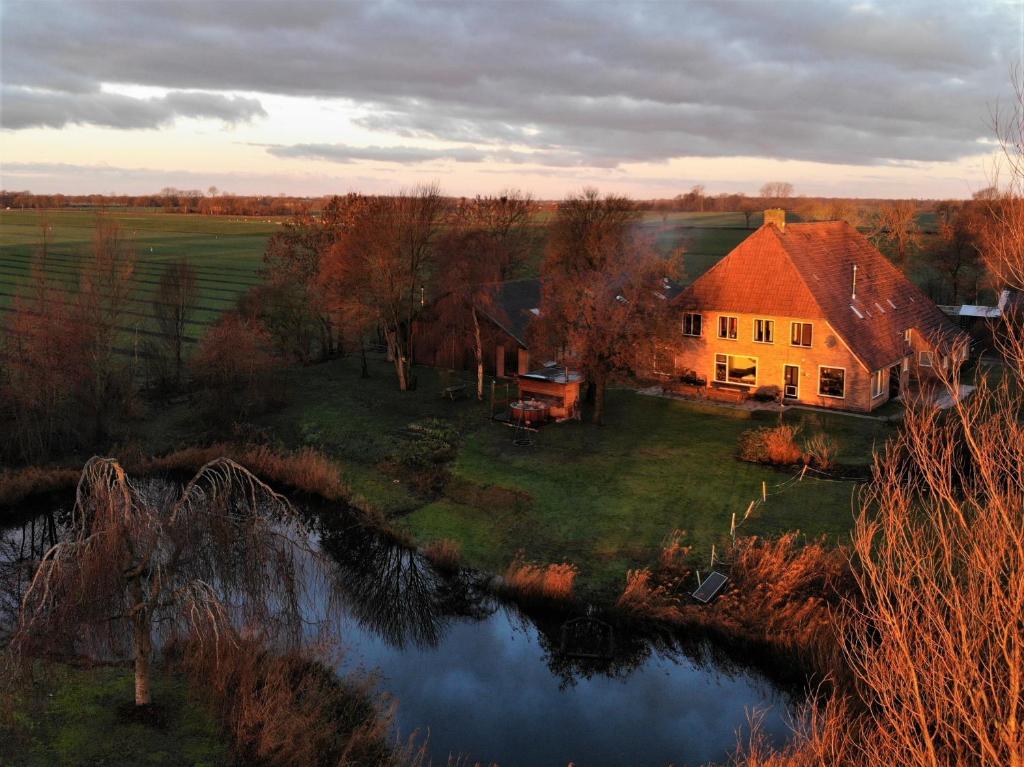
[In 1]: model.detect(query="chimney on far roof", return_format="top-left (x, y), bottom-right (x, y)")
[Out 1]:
top-left (763, 208), bottom-right (786, 231)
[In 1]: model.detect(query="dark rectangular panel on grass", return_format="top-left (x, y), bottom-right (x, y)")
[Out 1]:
top-left (692, 571), bottom-right (729, 603)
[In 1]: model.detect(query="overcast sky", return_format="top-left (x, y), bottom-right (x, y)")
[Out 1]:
top-left (1, 0), bottom-right (1020, 198)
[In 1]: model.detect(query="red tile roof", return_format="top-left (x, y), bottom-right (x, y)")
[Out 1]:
top-left (675, 221), bottom-right (967, 370)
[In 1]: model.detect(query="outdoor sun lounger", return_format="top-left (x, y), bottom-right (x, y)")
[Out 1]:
top-left (691, 571), bottom-right (729, 604)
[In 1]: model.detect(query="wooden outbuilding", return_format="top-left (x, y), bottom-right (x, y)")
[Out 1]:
top-left (516, 366), bottom-right (583, 421)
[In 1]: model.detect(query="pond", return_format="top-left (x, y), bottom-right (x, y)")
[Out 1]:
top-left (1, 497), bottom-right (798, 767)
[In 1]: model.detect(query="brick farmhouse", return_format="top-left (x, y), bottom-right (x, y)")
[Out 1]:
top-left (668, 210), bottom-right (969, 413)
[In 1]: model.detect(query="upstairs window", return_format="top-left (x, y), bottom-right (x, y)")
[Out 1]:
top-left (791, 322), bottom-right (813, 347)
top-left (754, 318), bottom-right (774, 343)
top-left (718, 315), bottom-right (738, 340)
top-left (682, 313), bottom-right (702, 337)
top-left (919, 350), bottom-right (934, 368)
top-left (819, 366), bottom-right (846, 398)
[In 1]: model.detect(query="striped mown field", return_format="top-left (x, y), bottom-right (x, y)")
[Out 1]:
top-left (0, 208), bottom-right (761, 353)
top-left (0, 210), bottom-right (280, 345)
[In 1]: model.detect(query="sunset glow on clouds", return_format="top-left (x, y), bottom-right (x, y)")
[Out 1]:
top-left (1, 1), bottom-right (1019, 198)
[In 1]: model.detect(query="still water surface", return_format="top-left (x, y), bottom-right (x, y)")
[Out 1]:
top-left (2, 499), bottom-right (796, 766)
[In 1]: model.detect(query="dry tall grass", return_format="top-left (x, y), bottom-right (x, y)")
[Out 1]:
top-left (180, 635), bottom-right (417, 767)
top-left (502, 557), bottom-right (579, 600)
top-left (422, 538), bottom-right (462, 572)
top-left (128, 444), bottom-right (351, 501)
top-left (0, 466), bottom-right (81, 507)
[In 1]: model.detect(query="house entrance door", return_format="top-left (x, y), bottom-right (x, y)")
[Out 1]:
top-left (783, 365), bottom-right (799, 400)
top-left (889, 363), bottom-right (902, 399)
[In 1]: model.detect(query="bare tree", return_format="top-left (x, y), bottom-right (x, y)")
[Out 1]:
top-left (15, 457), bottom-right (318, 707)
top-left (759, 181), bottom-right (794, 199)
top-left (452, 190), bottom-right (537, 279)
top-left (534, 189), bottom-right (679, 424)
top-left (151, 260), bottom-right (198, 389)
top-left (320, 185), bottom-right (450, 391)
top-left (870, 200), bottom-right (921, 266)
top-left (75, 217), bottom-right (137, 444)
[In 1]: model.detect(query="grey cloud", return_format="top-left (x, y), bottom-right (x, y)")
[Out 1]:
top-left (0, 0), bottom-right (1015, 166)
top-left (266, 142), bottom-right (598, 167)
top-left (1, 86), bottom-right (266, 130)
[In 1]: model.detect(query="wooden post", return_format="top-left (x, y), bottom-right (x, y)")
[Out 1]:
top-left (800, 464), bottom-right (807, 481)
top-left (730, 512), bottom-right (736, 539)
top-left (762, 481), bottom-right (767, 501)
top-left (744, 500), bottom-right (755, 521)
top-left (696, 569), bottom-right (702, 586)
top-left (710, 544), bottom-right (716, 567)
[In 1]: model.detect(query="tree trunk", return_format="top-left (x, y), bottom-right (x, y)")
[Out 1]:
top-left (130, 584), bottom-right (152, 706)
top-left (359, 339), bottom-right (369, 378)
top-left (472, 306), bottom-right (484, 400)
top-left (592, 375), bottom-right (607, 425)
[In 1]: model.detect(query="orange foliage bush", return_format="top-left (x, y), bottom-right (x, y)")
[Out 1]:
top-left (737, 424), bottom-right (804, 466)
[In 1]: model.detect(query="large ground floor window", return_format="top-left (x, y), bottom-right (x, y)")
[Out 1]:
top-left (714, 353), bottom-right (758, 386)
top-left (819, 366), bottom-right (846, 398)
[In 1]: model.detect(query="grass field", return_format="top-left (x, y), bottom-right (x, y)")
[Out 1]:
top-left (0, 209), bottom-right (278, 345)
top-left (1, 665), bottom-right (230, 767)
top-left (0, 209), bottom-right (761, 349)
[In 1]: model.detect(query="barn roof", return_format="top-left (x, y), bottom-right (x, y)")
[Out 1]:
top-left (674, 220), bottom-right (967, 371)
top-left (478, 278), bottom-right (541, 347)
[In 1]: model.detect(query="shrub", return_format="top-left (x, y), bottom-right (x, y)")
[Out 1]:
top-left (804, 433), bottom-right (838, 470)
top-left (678, 369), bottom-right (706, 386)
top-left (422, 538), bottom-right (462, 572)
top-left (503, 557), bottom-right (578, 600)
top-left (751, 385), bottom-right (782, 402)
top-left (737, 424), bottom-right (804, 465)
top-left (190, 313), bottom-right (284, 426)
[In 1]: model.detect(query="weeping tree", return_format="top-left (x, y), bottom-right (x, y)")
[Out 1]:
top-left (14, 457), bottom-right (318, 707)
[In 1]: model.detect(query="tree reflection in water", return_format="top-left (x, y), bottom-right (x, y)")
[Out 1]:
top-left (0, 507), bottom-right (66, 638)
top-left (313, 509), bottom-right (495, 649)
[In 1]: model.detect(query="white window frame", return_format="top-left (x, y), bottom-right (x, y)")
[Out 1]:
top-left (714, 352), bottom-right (758, 387)
top-left (718, 315), bottom-right (738, 340)
top-left (790, 321), bottom-right (813, 348)
top-left (753, 318), bottom-right (775, 344)
top-left (682, 312), bottom-right (702, 337)
top-left (919, 350), bottom-right (934, 368)
top-left (904, 329), bottom-right (912, 344)
top-left (871, 369), bottom-right (885, 398)
top-left (818, 365), bottom-right (846, 399)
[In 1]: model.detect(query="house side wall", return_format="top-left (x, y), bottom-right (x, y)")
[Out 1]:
top-left (671, 310), bottom-right (886, 412)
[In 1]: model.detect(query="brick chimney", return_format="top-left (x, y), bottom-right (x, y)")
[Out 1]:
top-left (763, 208), bottom-right (786, 231)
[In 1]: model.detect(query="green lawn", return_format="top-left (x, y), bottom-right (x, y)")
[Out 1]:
top-left (1, 665), bottom-right (230, 767)
top-left (394, 385), bottom-right (891, 598)
top-left (130, 354), bottom-right (890, 598)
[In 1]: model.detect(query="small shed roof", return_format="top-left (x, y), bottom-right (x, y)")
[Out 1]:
top-left (520, 365), bottom-right (583, 384)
